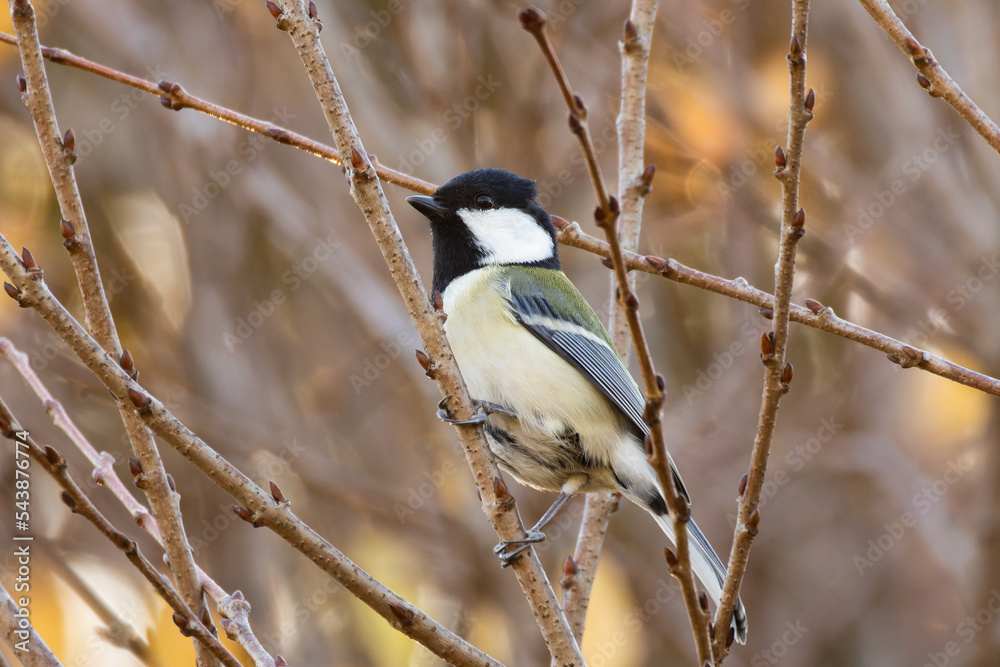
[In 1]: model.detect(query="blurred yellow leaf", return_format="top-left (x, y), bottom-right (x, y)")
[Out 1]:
top-left (466, 602), bottom-right (512, 665)
top-left (899, 342), bottom-right (990, 453)
top-left (350, 529), bottom-right (422, 666)
top-left (106, 191), bottom-right (192, 330)
top-left (581, 552), bottom-right (646, 667)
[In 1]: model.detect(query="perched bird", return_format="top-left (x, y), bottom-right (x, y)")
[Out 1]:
top-left (408, 168), bottom-right (747, 644)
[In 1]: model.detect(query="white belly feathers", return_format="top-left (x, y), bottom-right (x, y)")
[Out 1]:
top-left (441, 267), bottom-right (627, 490)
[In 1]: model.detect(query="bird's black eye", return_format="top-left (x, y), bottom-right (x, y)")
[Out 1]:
top-left (475, 194), bottom-right (494, 210)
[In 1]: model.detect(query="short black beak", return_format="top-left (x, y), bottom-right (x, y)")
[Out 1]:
top-left (406, 195), bottom-right (449, 221)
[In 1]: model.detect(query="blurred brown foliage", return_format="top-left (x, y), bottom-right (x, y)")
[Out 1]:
top-left (1, 0), bottom-right (999, 664)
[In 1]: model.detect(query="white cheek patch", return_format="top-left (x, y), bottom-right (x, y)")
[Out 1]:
top-left (457, 208), bottom-right (554, 265)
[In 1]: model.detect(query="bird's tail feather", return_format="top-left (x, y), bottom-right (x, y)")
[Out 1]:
top-left (651, 512), bottom-right (748, 645)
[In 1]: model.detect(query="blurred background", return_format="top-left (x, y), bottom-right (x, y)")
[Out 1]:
top-left (1, 0), bottom-right (999, 664)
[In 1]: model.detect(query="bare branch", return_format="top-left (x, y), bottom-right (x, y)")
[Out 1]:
top-left (557, 225), bottom-right (1000, 397)
top-left (713, 1), bottom-right (813, 658)
top-left (520, 6), bottom-right (713, 660)
top-left (7, 0), bottom-right (115, 348)
top-left (0, 403), bottom-right (242, 667)
top-left (264, 0), bottom-right (583, 663)
top-left (518, 9), bottom-right (612, 211)
top-left (856, 0), bottom-right (1000, 154)
top-left (0, 339), bottom-right (274, 665)
top-left (7, 2), bottom-right (212, 658)
top-left (217, 592), bottom-right (278, 667)
top-left (0, 31), bottom-right (435, 195)
top-left (615, 1), bottom-right (658, 264)
top-left (562, 0), bottom-right (659, 646)
top-left (0, 340), bottom-right (152, 526)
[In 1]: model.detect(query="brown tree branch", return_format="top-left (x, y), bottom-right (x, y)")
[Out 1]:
top-left (0, 339), bottom-right (276, 666)
top-left (713, 1), bottom-right (813, 659)
top-left (7, 2), bottom-right (115, 348)
top-left (556, 225), bottom-right (1000, 397)
top-left (0, 339), bottom-right (154, 530)
top-left (615, 1), bottom-right (659, 265)
top-left (856, 0), bottom-right (1000, 154)
top-left (561, 0), bottom-right (659, 647)
top-left (519, 6), bottom-right (712, 661)
top-left (7, 2), bottom-right (212, 660)
top-left (0, 239), bottom-right (502, 667)
top-left (0, 31), bottom-right (436, 196)
top-left (0, 402), bottom-right (242, 667)
top-left (216, 592), bottom-right (277, 667)
top-left (264, 1), bottom-right (583, 663)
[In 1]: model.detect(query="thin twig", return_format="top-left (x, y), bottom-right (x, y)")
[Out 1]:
top-left (556, 224), bottom-right (1000, 397)
top-left (856, 0), bottom-right (1000, 154)
top-left (0, 31), bottom-right (435, 195)
top-left (0, 581), bottom-right (61, 666)
top-left (0, 235), bottom-right (502, 667)
top-left (0, 339), bottom-right (274, 666)
top-left (0, 402), bottom-right (242, 667)
top-left (561, 0), bottom-right (659, 646)
top-left (614, 1), bottom-right (658, 266)
top-left (216, 592), bottom-right (277, 667)
top-left (265, 1), bottom-right (583, 663)
top-left (518, 10), bottom-right (610, 212)
top-left (0, 339), bottom-right (155, 529)
top-left (7, 1), bottom-right (115, 348)
top-left (519, 6), bottom-right (713, 661)
top-left (713, 0), bottom-right (812, 659)
top-left (7, 2), bottom-right (212, 660)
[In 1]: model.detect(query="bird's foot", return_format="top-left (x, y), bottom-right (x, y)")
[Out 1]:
top-left (478, 401), bottom-right (517, 418)
top-left (493, 531), bottom-right (546, 568)
top-left (436, 397), bottom-right (517, 425)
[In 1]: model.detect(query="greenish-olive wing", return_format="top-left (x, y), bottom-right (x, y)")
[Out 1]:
top-left (503, 266), bottom-right (690, 502)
